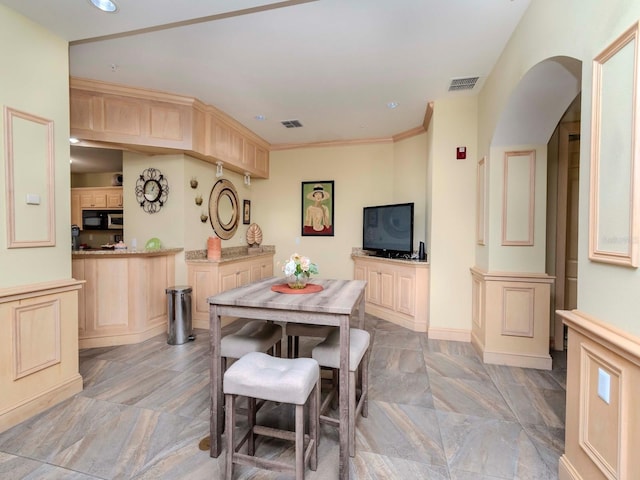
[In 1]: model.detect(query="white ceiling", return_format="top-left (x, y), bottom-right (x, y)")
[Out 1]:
top-left (2, 0), bottom-right (530, 148)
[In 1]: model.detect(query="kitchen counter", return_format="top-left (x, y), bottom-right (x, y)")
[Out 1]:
top-left (185, 245), bottom-right (275, 264)
top-left (72, 247), bottom-right (183, 259)
top-left (72, 248), bottom-right (180, 348)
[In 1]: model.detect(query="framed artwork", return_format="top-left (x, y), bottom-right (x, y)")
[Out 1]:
top-left (243, 199), bottom-right (251, 225)
top-left (301, 180), bottom-right (334, 236)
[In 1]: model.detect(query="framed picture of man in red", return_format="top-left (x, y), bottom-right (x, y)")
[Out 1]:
top-left (301, 181), bottom-right (334, 236)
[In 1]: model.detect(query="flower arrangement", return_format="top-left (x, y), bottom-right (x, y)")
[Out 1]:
top-left (282, 253), bottom-right (318, 289)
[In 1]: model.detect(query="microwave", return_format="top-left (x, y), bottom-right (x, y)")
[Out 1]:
top-left (108, 213), bottom-right (124, 229)
top-left (82, 210), bottom-right (123, 230)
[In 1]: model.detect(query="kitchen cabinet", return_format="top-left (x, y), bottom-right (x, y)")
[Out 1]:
top-left (70, 77), bottom-right (270, 179)
top-left (71, 192), bottom-right (81, 227)
top-left (73, 248), bottom-right (181, 348)
top-left (187, 252), bottom-right (274, 328)
top-left (74, 187), bottom-right (122, 209)
top-left (353, 255), bottom-right (429, 332)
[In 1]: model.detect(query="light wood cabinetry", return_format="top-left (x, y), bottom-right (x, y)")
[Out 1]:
top-left (187, 253), bottom-right (274, 328)
top-left (71, 187), bottom-right (123, 229)
top-left (70, 77), bottom-right (270, 179)
top-left (0, 280), bottom-right (84, 433)
top-left (72, 249), bottom-right (181, 348)
top-left (353, 255), bottom-right (429, 332)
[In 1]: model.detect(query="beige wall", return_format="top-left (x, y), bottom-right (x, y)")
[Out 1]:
top-left (254, 138), bottom-right (426, 281)
top-left (428, 96), bottom-right (478, 335)
top-left (478, 0), bottom-right (640, 336)
top-left (0, 5), bottom-right (71, 288)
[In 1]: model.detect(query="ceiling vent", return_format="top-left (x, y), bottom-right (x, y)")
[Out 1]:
top-left (281, 119), bottom-right (303, 128)
top-left (448, 77), bottom-right (479, 91)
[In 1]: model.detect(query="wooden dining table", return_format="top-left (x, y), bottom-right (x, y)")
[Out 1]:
top-left (208, 276), bottom-right (367, 480)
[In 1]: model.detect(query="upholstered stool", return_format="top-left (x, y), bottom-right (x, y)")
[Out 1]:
top-left (312, 327), bottom-right (370, 457)
top-left (221, 320), bottom-right (282, 370)
top-left (223, 352), bottom-right (320, 480)
top-left (286, 323), bottom-right (336, 358)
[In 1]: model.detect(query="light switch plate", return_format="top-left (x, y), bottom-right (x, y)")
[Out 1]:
top-left (598, 367), bottom-right (611, 404)
top-left (25, 193), bottom-right (41, 205)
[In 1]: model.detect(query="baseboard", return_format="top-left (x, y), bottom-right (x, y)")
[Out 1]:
top-left (558, 455), bottom-right (582, 480)
top-left (483, 349), bottom-right (552, 370)
top-left (0, 374), bottom-right (83, 433)
top-left (79, 323), bottom-right (166, 348)
top-left (428, 326), bottom-right (471, 342)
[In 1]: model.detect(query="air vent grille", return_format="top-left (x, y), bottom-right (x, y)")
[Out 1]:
top-left (448, 77), bottom-right (479, 91)
top-left (281, 119), bottom-right (303, 128)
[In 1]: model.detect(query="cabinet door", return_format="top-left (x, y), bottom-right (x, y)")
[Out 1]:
top-left (71, 193), bottom-right (82, 228)
top-left (366, 268), bottom-right (381, 305)
top-left (395, 268), bottom-right (416, 316)
top-left (79, 193), bottom-right (94, 208)
top-left (219, 268), bottom-right (238, 292)
top-left (189, 265), bottom-right (215, 321)
top-left (250, 258), bottom-right (274, 281)
top-left (107, 192), bottom-right (123, 208)
top-left (92, 191), bottom-right (108, 208)
top-left (379, 269), bottom-right (395, 310)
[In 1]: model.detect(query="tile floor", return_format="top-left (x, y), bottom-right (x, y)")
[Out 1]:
top-left (0, 314), bottom-right (566, 479)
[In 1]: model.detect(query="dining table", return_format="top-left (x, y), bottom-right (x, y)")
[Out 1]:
top-left (208, 276), bottom-right (367, 480)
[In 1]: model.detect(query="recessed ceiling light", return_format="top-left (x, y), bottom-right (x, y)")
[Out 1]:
top-left (387, 101), bottom-right (399, 109)
top-left (88, 0), bottom-right (118, 13)
top-left (69, 137), bottom-right (80, 144)
top-left (255, 114), bottom-right (266, 121)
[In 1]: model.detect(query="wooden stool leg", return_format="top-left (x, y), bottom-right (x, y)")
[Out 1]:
top-left (225, 394), bottom-right (235, 480)
top-left (275, 339), bottom-right (282, 357)
top-left (362, 349), bottom-right (369, 418)
top-left (287, 336), bottom-right (294, 358)
top-left (349, 370), bottom-right (356, 457)
top-left (294, 336), bottom-right (300, 358)
top-left (295, 404), bottom-right (304, 480)
top-left (310, 379), bottom-right (319, 471)
top-left (248, 397), bottom-right (256, 455)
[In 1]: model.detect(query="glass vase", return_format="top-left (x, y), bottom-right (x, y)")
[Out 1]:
top-left (286, 273), bottom-right (309, 289)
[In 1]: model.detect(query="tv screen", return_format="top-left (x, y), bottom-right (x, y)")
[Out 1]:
top-left (363, 202), bottom-right (414, 257)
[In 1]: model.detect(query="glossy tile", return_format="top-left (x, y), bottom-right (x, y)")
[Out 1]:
top-left (0, 317), bottom-right (566, 480)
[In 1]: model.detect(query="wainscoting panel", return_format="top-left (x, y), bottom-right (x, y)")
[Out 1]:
top-left (502, 286), bottom-right (534, 337)
top-left (470, 267), bottom-right (553, 369)
top-left (558, 310), bottom-right (640, 480)
top-left (13, 299), bottom-right (61, 380)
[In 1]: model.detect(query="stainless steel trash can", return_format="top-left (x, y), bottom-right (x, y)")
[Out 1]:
top-left (166, 285), bottom-right (195, 345)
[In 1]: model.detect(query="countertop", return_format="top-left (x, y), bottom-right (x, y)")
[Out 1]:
top-left (185, 245), bottom-right (275, 264)
top-left (351, 251), bottom-right (429, 265)
top-left (72, 247), bottom-right (183, 258)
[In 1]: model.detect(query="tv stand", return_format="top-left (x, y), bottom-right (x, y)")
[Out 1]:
top-left (352, 254), bottom-right (429, 332)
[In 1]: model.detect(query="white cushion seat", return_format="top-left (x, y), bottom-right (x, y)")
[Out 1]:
top-left (221, 320), bottom-right (282, 359)
top-left (311, 327), bottom-right (370, 458)
top-left (224, 352), bottom-right (320, 480)
top-left (224, 352), bottom-right (319, 405)
top-left (286, 323), bottom-right (336, 358)
top-left (311, 328), bottom-right (370, 371)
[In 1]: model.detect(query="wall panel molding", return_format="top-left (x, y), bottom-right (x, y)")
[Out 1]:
top-left (502, 150), bottom-right (536, 245)
top-left (501, 286), bottom-right (535, 337)
top-left (558, 309), bottom-right (640, 480)
top-left (3, 107), bottom-right (55, 248)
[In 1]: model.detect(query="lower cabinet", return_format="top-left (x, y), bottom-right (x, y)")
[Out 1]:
top-left (353, 255), bottom-right (429, 332)
top-left (72, 251), bottom-right (178, 348)
top-left (187, 253), bottom-right (274, 328)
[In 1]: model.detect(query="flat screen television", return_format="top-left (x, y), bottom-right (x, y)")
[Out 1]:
top-left (362, 202), bottom-right (414, 257)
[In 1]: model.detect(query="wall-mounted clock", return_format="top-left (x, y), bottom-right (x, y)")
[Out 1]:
top-left (135, 167), bottom-right (169, 213)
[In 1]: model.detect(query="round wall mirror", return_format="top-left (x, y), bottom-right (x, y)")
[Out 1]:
top-left (208, 179), bottom-right (239, 240)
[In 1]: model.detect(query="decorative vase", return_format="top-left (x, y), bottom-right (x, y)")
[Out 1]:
top-left (286, 273), bottom-right (309, 289)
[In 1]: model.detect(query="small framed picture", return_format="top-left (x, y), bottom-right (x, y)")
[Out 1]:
top-left (301, 181), bottom-right (334, 236)
top-left (243, 199), bottom-right (251, 225)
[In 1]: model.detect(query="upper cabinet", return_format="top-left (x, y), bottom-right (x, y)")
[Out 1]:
top-left (70, 78), bottom-right (270, 179)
